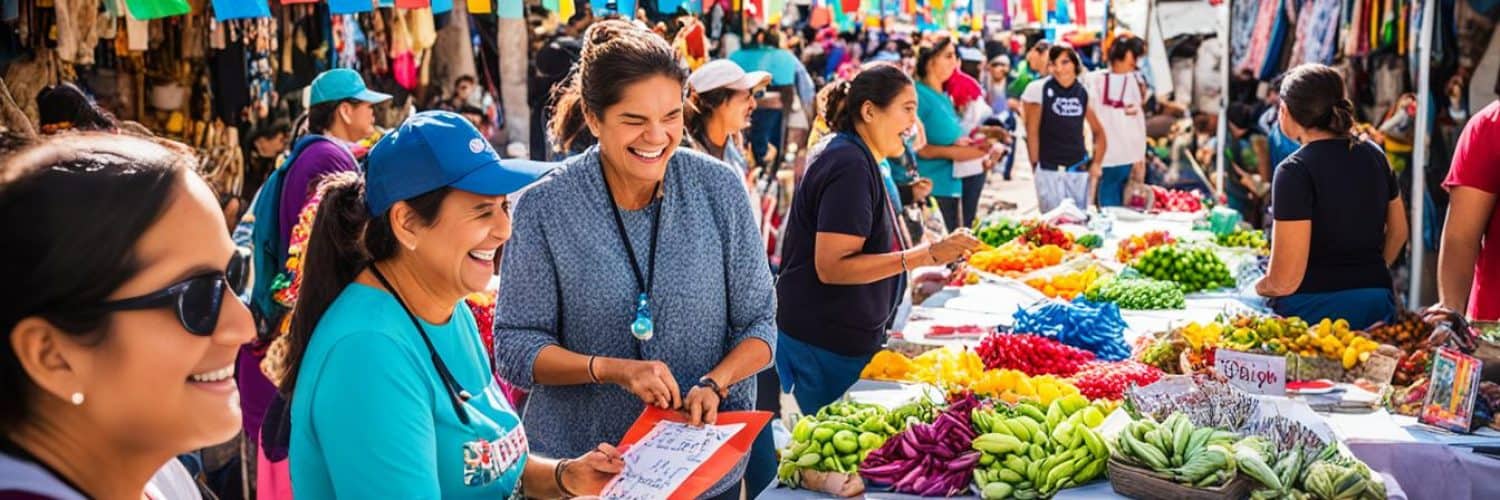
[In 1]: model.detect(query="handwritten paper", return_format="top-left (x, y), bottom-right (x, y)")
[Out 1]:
top-left (1214, 349), bottom-right (1287, 395)
top-left (601, 421), bottom-right (746, 499)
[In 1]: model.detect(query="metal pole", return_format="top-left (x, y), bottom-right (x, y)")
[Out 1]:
top-left (1216, 0), bottom-right (1228, 197)
top-left (1409, 0), bottom-right (1435, 309)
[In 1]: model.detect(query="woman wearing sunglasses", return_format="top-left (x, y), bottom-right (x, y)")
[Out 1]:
top-left (274, 111), bottom-right (624, 498)
top-left (0, 133), bottom-right (255, 497)
top-left (683, 59), bottom-right (771, 181)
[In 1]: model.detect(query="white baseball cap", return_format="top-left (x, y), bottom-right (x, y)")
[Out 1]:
top-left (688, 60), bottom-right (773, 94)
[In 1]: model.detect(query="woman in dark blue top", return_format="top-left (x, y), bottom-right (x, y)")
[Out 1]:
top-left (776, 64), bottom-right (982, 415)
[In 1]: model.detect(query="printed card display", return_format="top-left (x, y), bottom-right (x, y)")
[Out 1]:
top-left (1213, 349), bottom-right (1287, 395)
top-left (1419, 348), bottom-right (1482, 433)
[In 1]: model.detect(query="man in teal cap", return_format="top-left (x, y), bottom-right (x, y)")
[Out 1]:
top-left (240, 68), bottom-right (391, 469)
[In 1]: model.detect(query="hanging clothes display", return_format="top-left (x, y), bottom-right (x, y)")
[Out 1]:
top-left (53, 0), bottom-right (100, 64)
top-left (1236, 0), bottom-right (1280, 77)
top-left (1230, 0), bottom-right (1258, 69)
top-left (1290, 0), bottom-right (1343, 67)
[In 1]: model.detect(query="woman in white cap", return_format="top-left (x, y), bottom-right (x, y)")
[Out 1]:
top-left (273, 110), bottom-right (626, 497)
top-left (684, 59), bottom-right (772, 180)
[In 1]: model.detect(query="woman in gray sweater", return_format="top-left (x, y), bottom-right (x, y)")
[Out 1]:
top-left (493, 20), bottom-right (776, 499)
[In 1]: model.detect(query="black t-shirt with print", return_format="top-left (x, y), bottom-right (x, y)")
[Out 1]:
top-left (1037, 78), bottom-right (1090, 167)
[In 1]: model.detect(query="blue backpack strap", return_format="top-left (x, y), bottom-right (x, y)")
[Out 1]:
top-left (248, 135), bottom-right (331, 327)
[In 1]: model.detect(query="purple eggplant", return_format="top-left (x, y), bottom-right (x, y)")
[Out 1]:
top-left (948, 451), bottom-right (981, 471)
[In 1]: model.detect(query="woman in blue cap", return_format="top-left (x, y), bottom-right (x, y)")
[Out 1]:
top-left (276, 111), bottom-right (624, 497)
top-left (497, 20), bottom-right (776, 500)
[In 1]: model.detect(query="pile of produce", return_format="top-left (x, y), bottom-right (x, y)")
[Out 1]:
top-left (1013, 300), bottom-right (1132, 361)
top-left (968, 242), bottom-right (1068, 276)
top-left (975, 333), bottom-right (1096, 377)
top-left (778, 401), bottom-right (901, 484)
top-left (1018, 221), bottom-right (1074, 248)
top-left (1216, 229), bottom-right (1268, 251)
top-left (1115, 230), bottom-right (1175, 262)
top-left (970, 396), bottom-right (1111, 499)
top-left (1069, 361), bottom-right (1165, 400)
top-left (1219, 315), bottom-right (1382, 370)
top-left (1024, 265), bottom-right (1104, 300)
top-left (1129, 245), bottom-right (1235, 293)
top-left (860, 350), bottom-right (915, 381)
top-left (1392, 349), bottom-right (1432, 387)
top-left (1111, 412), bottom-right (1245, 488)
top-left (972, 369), bottom-right (1086, 406)
top-left (1082, 277), bottom-right (1186, 310)
top-left (1138, 331), bottom-right (1190, 374)
top-left (1151, 186), bottom-right (1205, 212)
top-left (902, 346), bottom-right (989, 387)
top-left (1241, 416), bottom-right (1388, 499)
top-left (859, 395), bottom-right (983, 496)
top-left (1366, 311), bottom-right (1432, 354)
top-left (1073, 233), bottom-right (1104, 250)
top-left (976, 218), bottom-right (1027, 247)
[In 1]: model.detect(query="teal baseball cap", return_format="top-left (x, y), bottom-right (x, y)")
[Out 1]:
top-left (308, 68), bottom-right (392, 106)
top-left (365, 111), bottom-right (556, 217)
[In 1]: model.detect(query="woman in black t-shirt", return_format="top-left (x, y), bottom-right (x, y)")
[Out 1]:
top-left (776, 65), bottom-right (981, 415)
top-left (1254, 64), bottom-right (1408, 329)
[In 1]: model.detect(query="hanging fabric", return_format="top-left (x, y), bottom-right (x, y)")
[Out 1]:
top-left (213, 0), bottom-right (269, 20)
top-left (1236, 0), bottom-right (1278, 77)
top-left (590, 0), bottom-right (637, 16)
top-left (1230, 0), bottom-right (1257, 68)
top-left (124, 0), bottom-right (150, 51)
top-left (431, 0), bottom-right (454, 13)
top-left (54, 0), bottom-right (101, 64)
top-left (124, 0), bottom-right (189, 19)
top-left (396, 0), bottom-right (431, 8)
top-left (558, 0), bottom-right (575, 20)
top-left (328, 0), bottom-right (375, 14)
top-left (470, 0), bottom-right (494, 14)
top-left (1290, 0), bottom-right (1341, 66)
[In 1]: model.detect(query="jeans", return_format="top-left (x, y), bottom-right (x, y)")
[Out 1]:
top-left (960, 170), bottom-right (989, 228)
top-left (1270, 288), bottom-right (1397, 330)
top-left (1097, 164), bottom-right (1133, 207)
top-left (935, 196), bottom-right (962, 233)
top-left (775, 332), bottom-right (873, 417)
top-left (747, 108), bottom-right (785, 169)
top-left (744, 370), bottom-right (782, 498)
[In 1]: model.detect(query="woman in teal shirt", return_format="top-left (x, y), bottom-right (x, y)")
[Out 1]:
top-left (913, 35), bottom-right (990, 231)
top-left (275, 112), bottom-right (624, 498)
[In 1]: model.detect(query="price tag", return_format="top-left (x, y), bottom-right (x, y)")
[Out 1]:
top-left (1213, 349), bottom-right (1286, 395)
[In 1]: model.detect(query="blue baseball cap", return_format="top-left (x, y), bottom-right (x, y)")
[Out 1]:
top-left (365, 111), bottom-right (555, 217)
top-left (308, 68), bottom-right (392, 106)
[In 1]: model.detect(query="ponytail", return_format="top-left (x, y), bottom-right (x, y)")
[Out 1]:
top-left (1279, 63), bottom-right (1357, 136)
top-left (822, 64), bottom-right (913, 134)
top-left (548, 75), bottom-right (594, 155)
top-left (821, 80), bottom-right (854, 132)
top-left (277, 173), bottom-right (452, 396)
top-left (1325, 98), bottom-right (1355, 135)
top-left (546, 19), bottom-right (687, 156)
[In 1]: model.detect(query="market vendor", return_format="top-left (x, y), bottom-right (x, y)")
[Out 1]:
top-left (1254, 64), bottom-right (1408, 329)
top-left (777, 64), bottom-right (981, 416)
top-left (494, 21), bottom-right (776, 500)
top-left (1429, 100), bottom-right (1500, 321)
top-left (1, 134), bottom-right (253, 497)
top-left (271, 111), bottom-right (628, 497)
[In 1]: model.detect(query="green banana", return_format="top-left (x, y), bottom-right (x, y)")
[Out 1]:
top-left (1005, 455), bottom-right (1029, 475)
top-left (1029, 443), bottom-right (1047, 461)
top-left (1235, 446), bottom-right (1282, 490)
top-left (1026, 459), bottom-right (1042, 485)
top-left (1072, 457), bottom-right (1106, 484)
top-left (1172, 420), bottom-right (1194, 464)
top-left (1016, 404), bottom-right (1047, 423)
top-left (1079, 427), bottom-right (1106, 459)
top-left (974, 433), bottom-right (1027, 454)
top-left (997, 468), bottom-right (1025, 483)
top-left (1043, 457), bottom-right (1078, 491)
top-left (1126, 432), bottom-right (1171, 471)
top-left (1183, 427), bottom-right (1214, 464)
top-left (981, 481), bottom-right (1013, 500)
top-left (1003, 418), bottom-right (1032, 442)
top-left (1045, 401), bottom-right (1064, 430)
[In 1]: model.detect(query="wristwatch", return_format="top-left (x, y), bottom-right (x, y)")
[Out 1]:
top-left (696, 376), bottom-right (728, 399)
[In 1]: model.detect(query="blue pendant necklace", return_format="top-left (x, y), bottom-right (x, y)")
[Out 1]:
top-left (601, 166), bottom-right (663, 342)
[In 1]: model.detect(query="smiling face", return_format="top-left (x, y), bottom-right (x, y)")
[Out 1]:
top-left (860, 84), bottom-right (919, 158)
top-left (1052, 53), bottom-right (1079, 86)
top-left (399, 190), bottom-right (513, 299)
top-left (53, 171), bottom-right (255, 451)
top-left (586, 75), bottom-right (685, 186)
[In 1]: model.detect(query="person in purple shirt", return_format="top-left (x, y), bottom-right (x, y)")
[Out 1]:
top-left (241, 68), bottom-right (389, 495)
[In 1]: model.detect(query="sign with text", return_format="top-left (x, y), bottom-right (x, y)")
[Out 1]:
top-left (1213, 349), bottom-right (1287, 395)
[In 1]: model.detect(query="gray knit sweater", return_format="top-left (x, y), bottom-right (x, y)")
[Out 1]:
top-left (493, 147), bottom-right (777, 496)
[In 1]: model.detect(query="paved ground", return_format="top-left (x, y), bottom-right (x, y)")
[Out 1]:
top-left (977, 140), bottom-right (1041, 220)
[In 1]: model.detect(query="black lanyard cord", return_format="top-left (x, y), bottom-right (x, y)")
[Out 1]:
top-left (369, 265), bottom-right (472, 425)
top-left (600, 166), bottom-right (664, 303)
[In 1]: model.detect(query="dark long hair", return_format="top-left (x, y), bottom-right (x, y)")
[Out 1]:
top-left (277, 173), bottom-right (451, 396)
top-left (1048, 45), bottom-right (1085, 78)
top-left (822, 64), bottom-right (913, 134)
top-left (685, 87), bottom-right (737, 143)
top-left (36, 83), bottom-right (117, 132)
top-left (914, 35), bottom-right (954, 81)
top-left (548, 20), bottom-right (689, 154)
top-left (0, 134), bottom-right (190, 430)
top-left (1279, 63), bottom-right (1354, 135)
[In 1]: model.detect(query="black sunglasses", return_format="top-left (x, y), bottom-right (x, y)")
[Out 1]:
top-left (83, 248), bottom-right (251, 336)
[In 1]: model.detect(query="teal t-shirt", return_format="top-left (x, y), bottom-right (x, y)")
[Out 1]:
top-left (728, 47), bottom-right (800, 86)
top-left (290, 284), bottom-right (527, 499)
top-left (916, 82), bottom-right (964, 198)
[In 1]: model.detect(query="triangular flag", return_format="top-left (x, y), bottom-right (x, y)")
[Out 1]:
top-left (211, 0), bottom-right (269, 20)
top-left (328, 0), bottom-right (376, 14)
top-left (431, 0), bottom-right (454, 13)
top-left (808, 5), bottom-right (830, 28)
top-left (469, 0), bottom-right (493, 14)
top-left (124, 0), bottom-right (191, 19)
top-left (839, 0), bottom-right (857, 13)
top-left (396, 0), bottom-right (431, 8)
top-left (559, 0), bottom-right (575, 21)
top-left (498, 0), bottom-right (524, 17)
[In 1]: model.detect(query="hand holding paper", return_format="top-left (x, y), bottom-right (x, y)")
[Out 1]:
top-left (600, 407), bottom-right (770, 499)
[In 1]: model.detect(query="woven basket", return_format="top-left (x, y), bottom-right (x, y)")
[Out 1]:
top-left (1107, 458), bottom-right (1254, 500)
